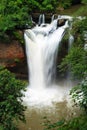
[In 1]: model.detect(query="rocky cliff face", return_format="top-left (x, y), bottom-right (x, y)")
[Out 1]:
top-left (0, 40), bottom-right (24, 67)
top-left (0, 40), bottom-right (28, 79)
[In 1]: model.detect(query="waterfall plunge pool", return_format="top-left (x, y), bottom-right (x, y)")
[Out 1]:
top-left (18, 79), bottom-right (80, 130)
top-left (19, 83), bottom-right (80, 130)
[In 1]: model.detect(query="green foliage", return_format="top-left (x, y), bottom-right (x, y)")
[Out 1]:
top-left (43, 115), bottom-right (87, 130)
top-left (59, 18), bottom-right (87, 79)
top-left (43, 117), bottom-right (64, 130)
top-left (14, 58), bottom-right (20, 63)
top-left (58, 0), bottom-right (72, 9)
top-left (59, 18), bottom-right (87, 114)
top-left (26, 0), bottom-right (41, 12)
top-left (0, 0), bottom-right (31, 37)
top-left (81, 0), bottom-right (87, 4)
top-left (0, 0), bottom-right (84, 40)
top-left (41, 0), bottom-right (58, 12)
top-left (73, 5), bottom-right (87, 16)
top-left (0, 66), bottom-right (27, 130)
top-left (0, 0), bottom-right (58, 41)
top-left (70, 76), bottom-right (87, 112)
top-left (27, 0), bottom-right (58, 12)
top-left (73, 18), bottom-right (87, 34)
top-left (13, 31), bottom-right (24, 45)
top-left (59, 46), bottom-right (87, 79)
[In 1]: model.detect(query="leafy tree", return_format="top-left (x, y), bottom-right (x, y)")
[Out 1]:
top-left (41, 0), bottom-right (58, 12)
top-left (26, 0), bottom-right (58, 12)
top-left (59, 46), bottom-right (87, 79)
top-left (0, 0), bottom-right (83, 40)
top-left (0, 0), bottom-right (59, 41)
top-left (57, 0), bottom-right (72, 9)
top-left (0, 66), bottom-right (27, 130)
top-left (26, 0), bottom-right (41, 12)
top-left (0, 0), bottom-right (31, 39)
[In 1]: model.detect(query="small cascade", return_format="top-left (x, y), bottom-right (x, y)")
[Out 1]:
top-left (68, 34), bottom-right (74, 49)
top-left (24, 15), bottom-right (73, 107)
top-left (38, 14), bottom-right (42, 25)
top-left (68, 18), bottom-right (74, 49)
top-left (84, 31), bottom-right (87, 51)
top-left (67, 19), bottom-right (74, 87)
top-left (67, 33), bottom-right (74, 86)
top-left (51, 14), bottom-right (55, 22)
top-left (42, 14), bottom-right (45, 24)
top-left (38, 14), bottom-right (45, 25)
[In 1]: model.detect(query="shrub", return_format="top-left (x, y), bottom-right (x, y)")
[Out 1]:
top-left (0, 66), bottom-right (27, 130)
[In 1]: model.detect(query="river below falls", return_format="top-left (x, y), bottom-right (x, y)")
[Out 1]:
top-left (18, 93), bottom-right (80, 130)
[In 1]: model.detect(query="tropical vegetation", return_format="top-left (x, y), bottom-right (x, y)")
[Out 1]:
top-left (0, 66), bottom-right (27, 130)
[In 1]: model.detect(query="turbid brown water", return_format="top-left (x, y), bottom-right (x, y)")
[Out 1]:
top-left (18, 100), bottom-right (80, 130)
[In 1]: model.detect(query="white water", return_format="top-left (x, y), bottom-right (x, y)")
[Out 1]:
top-left (51, 14), bottom-right (55, 22)
top-left (38, 14), bottom-right (45, 25)
top-left (23, 16), bottom-right (73, 107)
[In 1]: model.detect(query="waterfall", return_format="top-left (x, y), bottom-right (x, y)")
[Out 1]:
top-left (67, 33), bottom-right (74, 87)
top-left (84, 31), bottom-right (87, 51)
top-left (38, 14), bottom-right (42, 25)
top-left (51, 14), bottom-right (55, 22)
top-left (66, 20), bottom-right (74, 87)
top-left (38, 14), bottom-right (45, 25)
top-left (23, 16), bottom-right (72, 107)
top-left (68, 34), bottom-right (74, 49)
top-left (68, 19), bottom-right (74, 49)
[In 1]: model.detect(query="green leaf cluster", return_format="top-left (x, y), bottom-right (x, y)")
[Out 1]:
top-left (43, 115), bottom-right (87, 130)
top-left (70, 75), bottom-right (87, 112)
top-left (81, 0), bottom-right (87, 4)
top-left (59, 46), bottom-right (87, 79)
top-left (58, 0), bottom-right (72, 9)
top-left (0, 66), bottom-right (27, 130)
top-left (0, 0), bottom-right (31, 37)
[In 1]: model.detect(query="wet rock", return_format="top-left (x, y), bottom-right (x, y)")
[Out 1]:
top-left (0, 41), bottom-right (24, 67)
top-left (58, 19), bottom-right (66, 27)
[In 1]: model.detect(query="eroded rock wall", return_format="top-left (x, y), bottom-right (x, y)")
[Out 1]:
top-left (0, 40), bottom-right (28, 79)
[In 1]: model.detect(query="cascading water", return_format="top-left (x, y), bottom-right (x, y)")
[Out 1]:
top-left (68, 18), bottom-right (74, 49)
top-left (38, 14), bottom-right (45, 25)
top-left (23, 15), bottom-right (72, 107)
top-left (68, 34), bottom-right (74, 48)
top-left (51, 14), bottom-right (55, 22)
